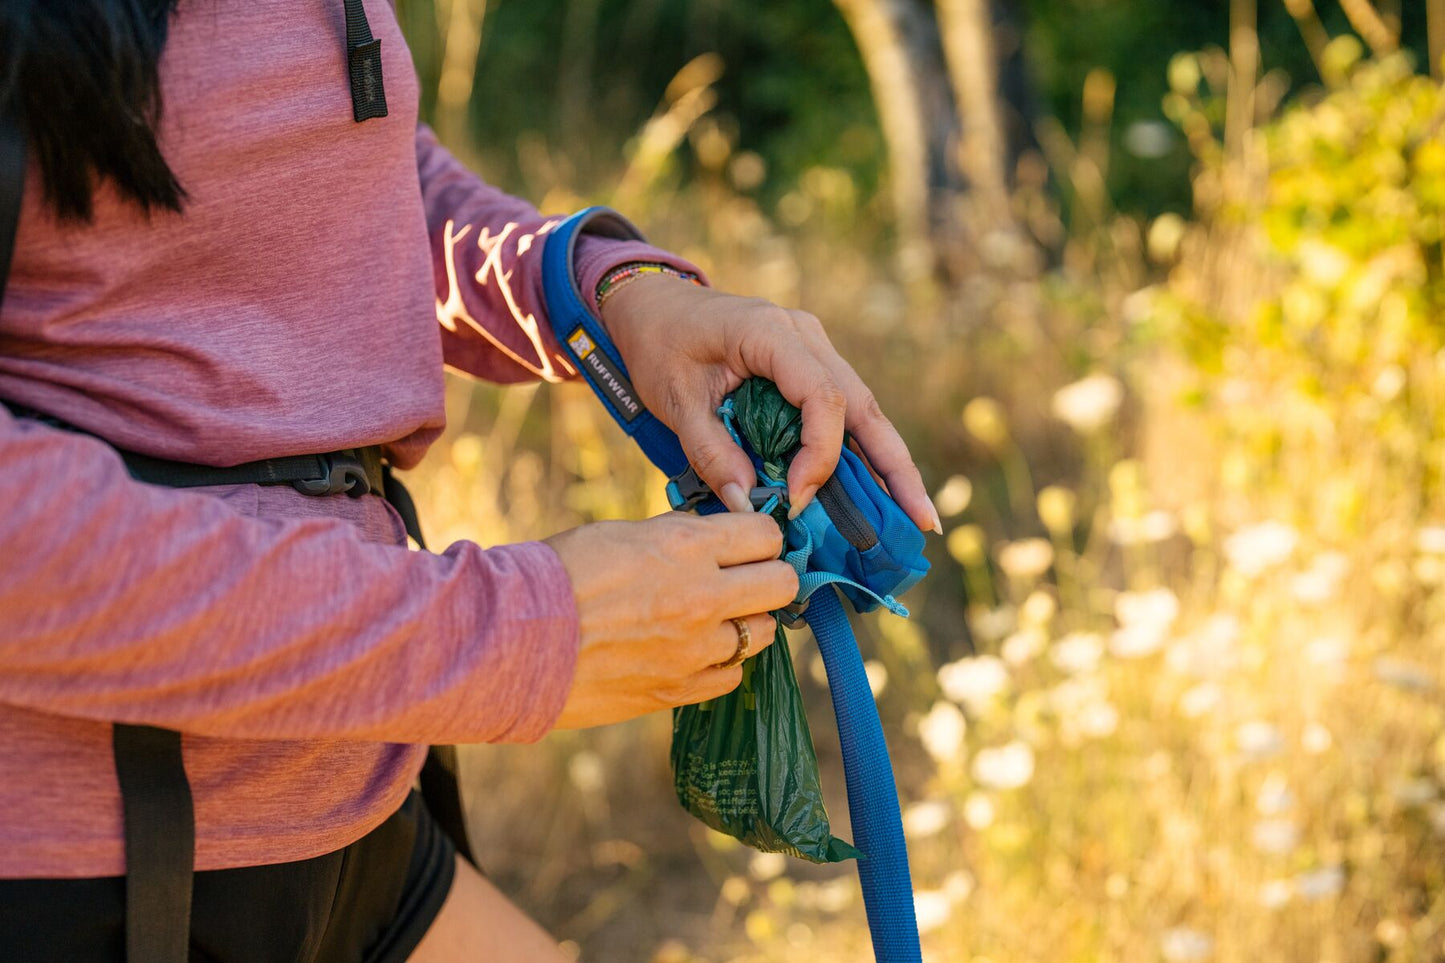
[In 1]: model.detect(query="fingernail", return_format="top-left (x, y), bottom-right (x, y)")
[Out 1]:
top-left (787, 485), bottom-right (817, 520)
top-left (928, 502), bottom-right (943, 535)
top-left (720, 482), bottom-right (751, 513)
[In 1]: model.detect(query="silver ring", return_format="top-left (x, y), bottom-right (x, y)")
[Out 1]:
top-left (717, 617), bottom-right (752, 668)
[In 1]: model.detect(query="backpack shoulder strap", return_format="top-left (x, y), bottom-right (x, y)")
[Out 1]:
top-left (0, 108), bottom-right (24, 314)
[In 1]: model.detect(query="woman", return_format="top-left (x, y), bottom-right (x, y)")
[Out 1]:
top-left (0, 1), bottom-right (939, 959)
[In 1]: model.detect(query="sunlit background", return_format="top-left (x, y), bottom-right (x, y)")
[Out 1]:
top-left (394, 1), bottom-right (1445, 959)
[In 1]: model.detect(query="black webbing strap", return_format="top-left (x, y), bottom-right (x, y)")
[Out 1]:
top-left (0, 109), bottom-right (24, 314)
top-left (3, 401), bottom-right (387, 498)
top-left (419, 746), bottom-right (477, 867)
top-left (112, 725), bottom-right (194, 963)
top-left (120, 445), bottom-right (385, 497)
top-left (342, 0), bottom-right (387, 122)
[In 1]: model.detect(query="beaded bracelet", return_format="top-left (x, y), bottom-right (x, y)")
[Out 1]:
top-left (595, 262), bottom-right (702, 310)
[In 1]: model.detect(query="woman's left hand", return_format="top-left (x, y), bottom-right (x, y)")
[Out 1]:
top-left (599, 274), bottom-right (941, 533)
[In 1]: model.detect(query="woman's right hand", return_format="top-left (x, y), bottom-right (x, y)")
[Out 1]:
top-left (544, 511), bottom-right (797, 729)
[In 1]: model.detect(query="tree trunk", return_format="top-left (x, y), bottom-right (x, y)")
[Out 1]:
top-left (834, 0), bottom-right (1034, 279)
top-left (832, 0), bottom-right (959, 277)
top-left (434, 0), bottom-right (490, 157)
top-left (936, 0), bottom-right (1014, 234)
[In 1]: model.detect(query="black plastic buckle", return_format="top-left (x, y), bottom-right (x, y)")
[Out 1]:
top-left (665, 465), bottom-right (712, 512)
top-left (293, 452), bottom-right (372, 497)
top-left (777, 598), bottom-right (811, 627)
top-left (666, 465), bottom-right (790, 514)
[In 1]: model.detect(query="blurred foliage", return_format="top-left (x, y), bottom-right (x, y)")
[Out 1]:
top-left (400, 0), bottom-right (1429, 219)
top-left (1024, 0), bottom-right (1429, 216)
top-left (396, 2), bottom-right (1445, 961)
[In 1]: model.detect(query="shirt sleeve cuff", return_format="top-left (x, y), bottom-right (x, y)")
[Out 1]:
top-left (573, 233), bottom-right (708, 316)
top-left (453, 539), bottom-right (580, 743)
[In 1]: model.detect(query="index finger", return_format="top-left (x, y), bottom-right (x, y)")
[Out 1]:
top-left (694, 511), bottom-right (786, 566)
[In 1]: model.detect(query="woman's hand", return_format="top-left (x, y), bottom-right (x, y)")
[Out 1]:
top-left (599, 274), bottom-right (941, 532)
top-left (545, 511), bottom-right (797, 729)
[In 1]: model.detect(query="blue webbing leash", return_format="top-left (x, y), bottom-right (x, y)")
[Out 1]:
top-left (542, 209), bottom-right (923, 962)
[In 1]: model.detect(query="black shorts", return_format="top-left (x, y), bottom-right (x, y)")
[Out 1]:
top-left (0, 791), bottom-right (456, 963)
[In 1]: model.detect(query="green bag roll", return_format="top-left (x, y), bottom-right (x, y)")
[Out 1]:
top-left (669, 380), bottom-right (861, 863)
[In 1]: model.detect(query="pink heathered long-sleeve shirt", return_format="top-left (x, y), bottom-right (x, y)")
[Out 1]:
top-left (0, 0), bottom-right (698, 877)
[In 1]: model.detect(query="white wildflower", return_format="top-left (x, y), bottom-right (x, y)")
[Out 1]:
top-left (1052, 632), bottom-right (1105, 675)
top-left (864, 660), bottom-right (889, 698)
top-left (1390, 779), bottom-right (1436, 806)
top-left (1115, 511), bottom-right (1180, 545)
top-left (1236, 721), bottom-right (1285, 761)
top-left (567, 751), bottom-right (606, 796)
top-left (913, 890), bottom-right (952, 933)
top-left (1258, 879), bottom-right (1294, 909)
top-left (1296, 865), bottom-right (1346, 901)
top-left (968, 605), bottom-right (1016, 643)
top-left (1197, 613), bottom-right (1241, 648)
top-left (1125, 119), bottom-right (1175, 159)
top-left (1019, 590), bottom-right (1057, 627)
top-left (1076, 701), bottom-right (1120, 739)
top-left (918, 701), bottom-right (967, 765)
top-left (972, 741), bottom-right (1035, 790)
top-left (1301, 722), bottom-right (1333, 754)
top-left (1140, 510), bottom-right (1180, 542)
top-left (1110, 623), bottom-right (1169, 659)
top-left (902, 801), bottom-right (951, 839)
top-left (1305, 636), bottom-right (1350, 667)
top-left (720, 875), bottom-right (750, 906)
top-left (942, 869), bottom-right (974, 903)
top-left (1291, 551), bottom-right (1350, 604)
top-left (1372, 364), bottom-right (1406, 401)
top-left (1116, 587), bottom-right (1180, 629)
top-left (1052, 374), bottom-right (1124, 433)
top-left (1251, 819), bottom-right (1299, 855)
top-left (1374, 657), bottom-right (1434, 692)
top-left (1050, 676), bottom-right (1107, 716)
top-left (934, 475), bottom-right (973, 518)
top-left (1001, 628), bottom-right (1047, 666)
top-left (1179, 683), bottom-right (1221, 719)
top-left (1297, 239), bottom-right (1350, 286)
top-left (937, 655), bottom-right (1010, 709)
top-left (1166, 614), bottom-right (1240, 677)
top-left (997, 538), bottom-right (1054, 580)
top-left (815, 878), bottom-right (854, 913)
top-left (1417, 526), bottom-right (1445, 555)
top-left (1108, 517), bottom-right (1144, 546)
top-left (1223, 521), bottom-right (1298, 577)
top-left (1160, 927), bottom-right (1213, 962)
top-left (1430, 802), bottom-right (1445, 838)
top-left (749, 852), bottom-right (786, 881)
top-left (1256, 773), bottom-right (1295, 815)
top-left (963, 792), bottom-right (996, 829)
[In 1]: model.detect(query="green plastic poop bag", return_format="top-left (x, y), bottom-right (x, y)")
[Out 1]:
top-left (669, 379), bottom-right (862, 863)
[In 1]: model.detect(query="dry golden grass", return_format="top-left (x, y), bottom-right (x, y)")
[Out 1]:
top-left (407, 38), bottom-right (1445, 963)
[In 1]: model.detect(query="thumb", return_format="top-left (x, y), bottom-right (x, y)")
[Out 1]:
top-left (675, 408), bottom-right (757, 514)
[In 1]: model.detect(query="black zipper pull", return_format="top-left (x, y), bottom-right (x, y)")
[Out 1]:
top-left (343, 0), bottom-right (387, 122)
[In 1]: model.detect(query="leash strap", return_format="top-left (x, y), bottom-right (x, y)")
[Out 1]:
top-left (542, 208), bottom-right (922, 962)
